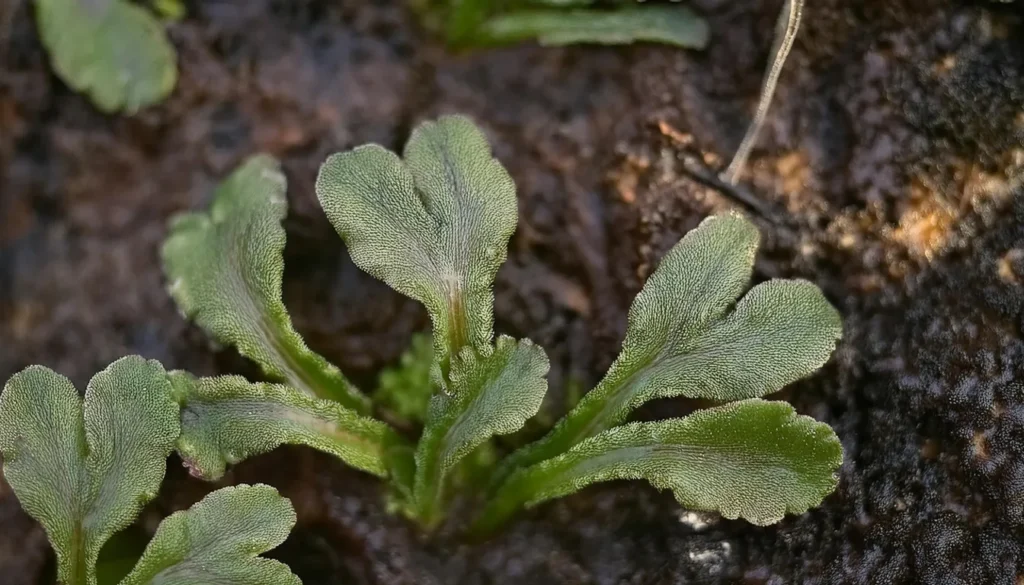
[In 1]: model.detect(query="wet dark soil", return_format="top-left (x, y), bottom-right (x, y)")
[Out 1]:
top-left (2, 0), bottom-right (1023, 583)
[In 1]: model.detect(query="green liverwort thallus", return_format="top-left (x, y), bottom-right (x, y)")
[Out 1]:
top-left (163, 115), bottom-right (844, 531)
top-left (1, 117), bottom-right (845, 579)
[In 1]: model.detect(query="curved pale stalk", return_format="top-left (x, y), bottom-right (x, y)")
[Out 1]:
top-left (723, 0), bottom-right (804, 184)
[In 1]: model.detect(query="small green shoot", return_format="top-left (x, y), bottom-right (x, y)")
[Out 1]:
top-left (372, 333), bottom-right (503, 515)
top-left (33, 0), bottom-right (178, 113)
top-left (0, 357), bottom-right (178, 585)
top-left (0, 357), bottom-right (300, 585)
top-left (375, 333), bottom-right (436, 424)
top-left (118, 485), bottom-right (300, 585)
top-left (491, 212), bottom-right (842, 481)
top-left (412, 336), bottom-right (549, 528)
top-left (159, 115), bottom-right (842, 533)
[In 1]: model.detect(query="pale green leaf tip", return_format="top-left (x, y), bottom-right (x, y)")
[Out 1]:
top-left (161, 154), bottom-right (285, 322)
top-left (161, 155), bottom-right (367, 408)
top-left (36, 0), bottom-right (178, 113)
top-left (663, 401), bottom-right (844, 525)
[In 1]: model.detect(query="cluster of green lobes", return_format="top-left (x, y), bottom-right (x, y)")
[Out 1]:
top-left (0, 116), bottom-right (844, 585)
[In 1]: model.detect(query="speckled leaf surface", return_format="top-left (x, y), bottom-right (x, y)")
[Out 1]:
top-left (34, 0), bottom-right (177, 113)
top-left (0, 356), bottom-right (179, 585)
top-left (413, 336), bottom-right (549, 526)
top-left (161, 155), bottom-right (369, 411)
top-left (501, 212), bottom-right (842, 473)
top-left (170, 371), bottom-right (402, 480)
top-left (118, 485), bottom-right (301, 585)
top-left (480, 399), bottom-right (842, 530)
top-left (316, 116), bottom-right (518, 378)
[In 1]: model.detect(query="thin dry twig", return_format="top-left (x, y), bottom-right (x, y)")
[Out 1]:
top-left (657, 120), bottom-right (783, 223)
top-left (722, 0), bottom-right (804, 185)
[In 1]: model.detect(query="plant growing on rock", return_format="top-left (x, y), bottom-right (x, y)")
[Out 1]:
top-left (0, 356), bottom-right (300, 585)
top-left (160, 114), bottom-right (844, 532)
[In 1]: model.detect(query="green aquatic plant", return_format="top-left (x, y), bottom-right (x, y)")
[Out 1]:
top-left (0, 356), bottom-right (300, 585)
top-left (159, 115), bottom-right (843, 532)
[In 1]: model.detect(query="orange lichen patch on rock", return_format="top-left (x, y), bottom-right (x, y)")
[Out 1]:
top-left (608, 153), bottom-right (651, 204)
top-left (775, 151), bottom-right (810, 197)
top-left (657, 120), bottom-right (693, 147)
top-left (701, 150), bottom-right (723, 168)
top-left (932, 54), bottom-right (956, 76)
top-left (972, 431), bottom-right (990, 462)
top-left (961, 164), bottom-right (1015, 211)
top-left (891, 177), bottom-right (956, 261)
top-left (612, 165), bottom-right (638, 204)
top-left (890, 160), bottom-right (1017, 263)
top-left (997, 249), bottom-right (1024, 285)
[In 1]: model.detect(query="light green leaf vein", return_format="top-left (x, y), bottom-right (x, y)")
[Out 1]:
top-left (170, 372), bottom-right (402, 481)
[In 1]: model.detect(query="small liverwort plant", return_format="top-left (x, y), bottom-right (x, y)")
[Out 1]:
top-left (157, 115), bottom-right (844, 532)
top-left (0, 356), bottom-right (301, 585)
top-left (32, 0), bottom-right (178, 113)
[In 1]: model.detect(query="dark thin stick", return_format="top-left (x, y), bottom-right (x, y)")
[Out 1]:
top-left (679, 154), bottom-right (782, 224)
